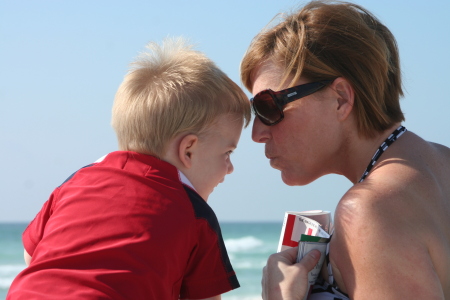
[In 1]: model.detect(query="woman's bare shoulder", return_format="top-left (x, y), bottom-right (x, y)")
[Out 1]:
top-left (331, 179), bottom-right (446, 299)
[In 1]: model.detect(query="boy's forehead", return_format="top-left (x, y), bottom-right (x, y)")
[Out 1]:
top-left (207, 113), bottom-right (243, 128)
top-left (202, 114), bottom-right (243, 142)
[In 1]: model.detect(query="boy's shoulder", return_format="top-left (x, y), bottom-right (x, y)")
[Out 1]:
top-left (95, 151), bottom-right (179, 177)
top-left (60, 151), bottom-right (183, 189)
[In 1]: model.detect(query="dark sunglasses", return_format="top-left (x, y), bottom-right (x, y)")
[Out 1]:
top-left (250, 80), bottom-right (333, 126)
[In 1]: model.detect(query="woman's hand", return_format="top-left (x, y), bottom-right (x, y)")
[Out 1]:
top-left (262, 248), bottom-right (320, 300)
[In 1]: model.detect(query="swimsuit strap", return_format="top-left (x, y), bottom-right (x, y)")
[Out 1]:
top-left (358, 125), bottom-right (407, 183)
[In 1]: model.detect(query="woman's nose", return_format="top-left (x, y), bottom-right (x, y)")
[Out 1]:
top-left (252, 117), bottom-right (270, 143)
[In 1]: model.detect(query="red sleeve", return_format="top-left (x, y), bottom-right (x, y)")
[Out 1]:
top-left (179, 218), bottom-right (239, 299)
top-left (23, 189), bottom-right (58, 256)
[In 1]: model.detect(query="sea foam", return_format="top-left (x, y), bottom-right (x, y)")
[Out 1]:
top-left (224, 236), bottom-right (263, 252)
top-left (0, 264), bottom-right (25, 289)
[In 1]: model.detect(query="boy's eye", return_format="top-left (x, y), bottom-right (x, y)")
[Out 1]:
top-left (226, 150), bottom-right (233, 156)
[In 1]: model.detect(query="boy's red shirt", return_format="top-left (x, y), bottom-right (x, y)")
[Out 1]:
top-left (7, 151), bottom-right (239, 300)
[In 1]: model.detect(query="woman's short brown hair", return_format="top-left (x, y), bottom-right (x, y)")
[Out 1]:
top-left (112, 37), bottom-right (251, 157)
top-left (241, 0), bottom-right (404, 138)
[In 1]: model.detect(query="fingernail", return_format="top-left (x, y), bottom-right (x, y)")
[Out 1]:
top-left (309, 250), bottom-right (320, 259)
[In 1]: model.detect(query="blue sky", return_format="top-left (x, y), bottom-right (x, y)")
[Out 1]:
top-left (1, 0), bottom-right (449, 223)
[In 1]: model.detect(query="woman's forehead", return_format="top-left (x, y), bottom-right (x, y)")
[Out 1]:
top-left (250, 62), bottom-right (283, 95)
top-left (251, 61), bottom-right (307, 95)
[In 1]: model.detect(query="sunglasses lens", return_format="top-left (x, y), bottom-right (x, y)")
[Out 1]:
top-left (253, 92), bottom-right (281, 125)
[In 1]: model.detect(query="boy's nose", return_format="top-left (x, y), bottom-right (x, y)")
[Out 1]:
top-left (252, 117), bottom-right (270, 143)
top-left (227, 161), bottom-right (234, 175)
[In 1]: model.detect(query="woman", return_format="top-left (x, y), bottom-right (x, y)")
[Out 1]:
top-left (240, 1), bottom-right (450, 299)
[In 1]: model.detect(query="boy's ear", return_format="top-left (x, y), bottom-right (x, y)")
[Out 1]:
top-left (331, 77), bottom-right (355, 121)
top-left (178, 134), bottom-right (198, 169)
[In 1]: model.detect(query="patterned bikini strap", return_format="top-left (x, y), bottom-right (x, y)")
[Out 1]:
top-left (358, 125), bottom-right (407, 183)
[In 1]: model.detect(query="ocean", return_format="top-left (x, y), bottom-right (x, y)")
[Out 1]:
top-left (0, 222), bottom-right (282, 299)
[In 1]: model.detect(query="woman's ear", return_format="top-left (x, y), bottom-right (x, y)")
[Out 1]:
top-left (332, 77), bottom-right (355, 121)
top-left (178, 134), bottom-right (198, 169)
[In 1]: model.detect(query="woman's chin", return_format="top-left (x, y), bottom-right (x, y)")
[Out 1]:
top-left (281, 171), bottom-right (315, 186)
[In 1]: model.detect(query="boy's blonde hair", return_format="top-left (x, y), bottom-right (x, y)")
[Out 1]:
top-left (112, 37), bottom-right (251, 156)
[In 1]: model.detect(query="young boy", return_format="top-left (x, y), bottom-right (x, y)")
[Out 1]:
top-left (7, 38), bottom-right (251, 300)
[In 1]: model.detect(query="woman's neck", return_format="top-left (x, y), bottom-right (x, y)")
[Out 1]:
top-left (340, 123), bottom-right (403, 184)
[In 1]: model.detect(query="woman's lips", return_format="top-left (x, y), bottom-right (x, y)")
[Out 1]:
top-left (266, 153), bottom-right (275, 159)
